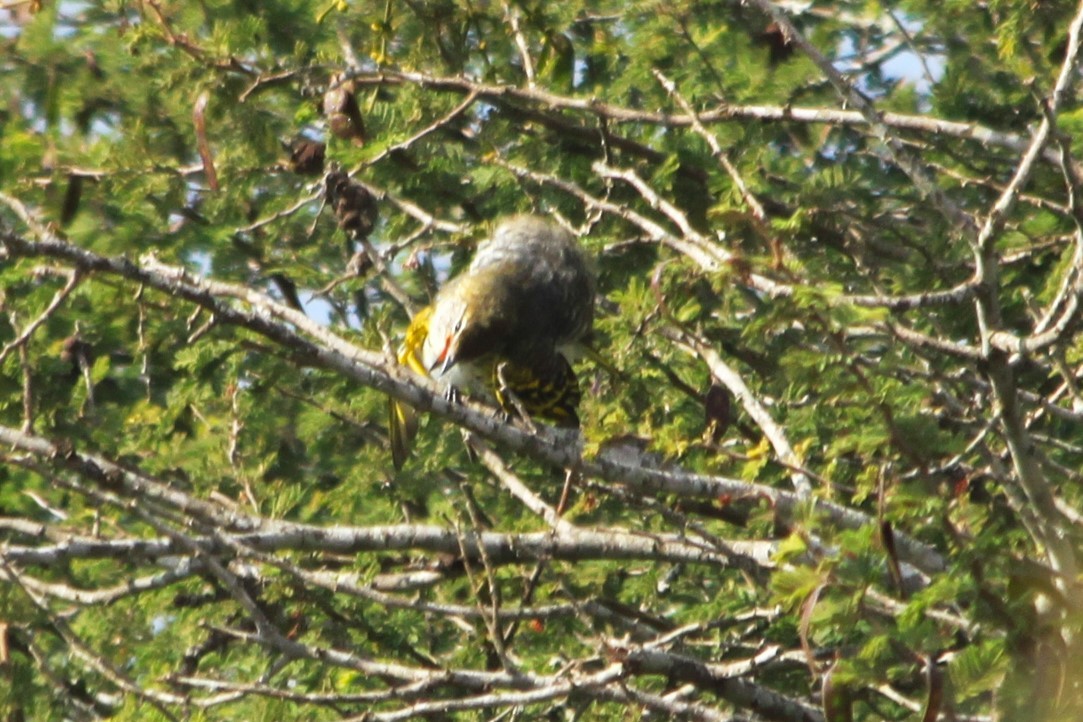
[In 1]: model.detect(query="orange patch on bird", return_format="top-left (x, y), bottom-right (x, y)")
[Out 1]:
top-left (432, 334), bottom-right (453, 372)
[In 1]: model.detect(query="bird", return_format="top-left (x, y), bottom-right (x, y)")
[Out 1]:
top-left (389, 214), bottom-right (596, 469)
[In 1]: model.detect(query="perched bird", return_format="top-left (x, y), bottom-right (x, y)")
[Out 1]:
top-left (389, 215), bottom-right (595, 469)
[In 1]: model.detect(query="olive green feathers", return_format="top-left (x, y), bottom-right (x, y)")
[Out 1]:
top-left (389, 214), bottom-right (595, 469)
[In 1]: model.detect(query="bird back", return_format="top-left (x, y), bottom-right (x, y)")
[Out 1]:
top-left (470, 215), bottom-right (595, 354)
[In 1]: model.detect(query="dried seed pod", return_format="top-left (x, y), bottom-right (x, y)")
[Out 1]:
top-left (286, 138), bottom-right (326, 176)
top-left (325, 171), bottom-right (378, 239)
top-left (323, 73), bottom-right (366, 146)
top-left (758, 21), bottom-right (795, 65)
top-left (704, 383), bottom-right (731, 443)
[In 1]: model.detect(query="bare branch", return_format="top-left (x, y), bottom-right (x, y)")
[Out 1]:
top-left (0, 231), bottom-right (948, 576)
top-left (348, 70), bottom-right (1064, 170)
top-left (660, 324), bottom-right (812, 497)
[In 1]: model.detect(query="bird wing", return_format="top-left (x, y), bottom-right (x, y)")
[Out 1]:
top-left (389, 305), bottom-right (433, 470)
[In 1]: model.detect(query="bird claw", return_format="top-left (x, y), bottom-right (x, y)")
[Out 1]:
top-left (444, 383), bottom-right (461, 407)
top-left (493, 361), bottom-right (541, 431)
top-left (444, 385), bottom-right (462, 405)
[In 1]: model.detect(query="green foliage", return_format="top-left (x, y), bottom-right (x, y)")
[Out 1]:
top-left (2, 0), bottom-right (1083, 719)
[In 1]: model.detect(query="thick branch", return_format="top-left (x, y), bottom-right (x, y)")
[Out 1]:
top-left (0, 231), bottom-right (946, 575)
top-left (349, 70), bottom-right (1063, 171)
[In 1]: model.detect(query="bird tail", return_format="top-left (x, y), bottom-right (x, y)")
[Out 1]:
top-left (388, 396), bottom-right (419, 471)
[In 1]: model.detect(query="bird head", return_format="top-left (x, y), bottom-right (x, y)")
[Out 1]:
top-left (424, 268), bottom-right (515, 377)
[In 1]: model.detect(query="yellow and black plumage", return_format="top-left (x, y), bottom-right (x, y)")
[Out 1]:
top-left (389, 214), bottom-right (595, 468)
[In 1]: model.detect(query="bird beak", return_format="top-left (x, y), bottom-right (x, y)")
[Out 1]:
top-left (431, 333), bottom-right (456, 375)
